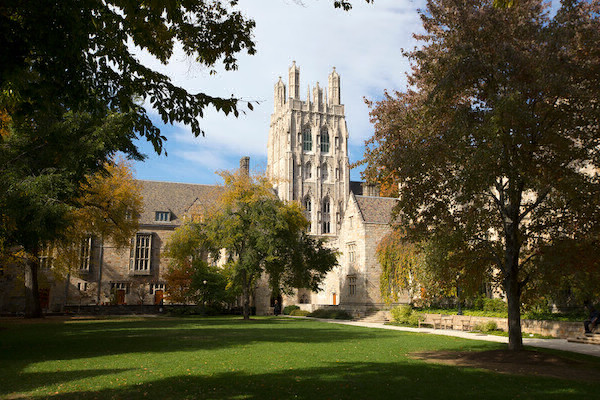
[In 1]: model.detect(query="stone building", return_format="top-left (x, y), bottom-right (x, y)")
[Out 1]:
top-left (0, 63), bottom-right (399, 315)
top-left (267, 62), bottom-right (399, 313)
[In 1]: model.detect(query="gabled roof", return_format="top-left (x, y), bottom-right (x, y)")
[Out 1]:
top-left (354, 195), bottom-right (398, 225)
top-left (138, 180), bottom-right (224, 225)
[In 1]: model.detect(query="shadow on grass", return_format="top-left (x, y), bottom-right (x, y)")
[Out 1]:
top-left (0, 368), bottom-right (134, 395)
top-left (2, 317), bottom-right (379, 363)
top-left (37, 361), bottom-right (599, 400)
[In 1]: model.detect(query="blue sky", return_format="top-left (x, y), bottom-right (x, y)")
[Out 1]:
top-left (131, 0), bottom-right (557, 185)
top-left (131, 0), bottom-right (426, 185)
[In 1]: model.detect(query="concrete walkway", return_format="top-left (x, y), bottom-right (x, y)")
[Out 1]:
top-left (322, 319), bottom-right (600, 358)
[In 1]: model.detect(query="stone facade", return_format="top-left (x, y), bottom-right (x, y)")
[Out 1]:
top-left (269, 63), bottom-right (398, 313)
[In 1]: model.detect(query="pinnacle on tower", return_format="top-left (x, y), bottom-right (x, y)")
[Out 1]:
top-left (274, 76), bottom-right (286, 110)
top-left (328, 67), bottom-right (340, 106)
top-left (289, 61), bottom-right (300, 100)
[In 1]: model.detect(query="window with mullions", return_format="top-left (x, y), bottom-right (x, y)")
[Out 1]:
top-left (304, 162), bottom-right (312, 179)
top-left (302, 127), bottom-right (312, 151)
top-left (79, 236), bottom-right (92, 271)
top-left (320, 128), bottom-right (330, 153)
top-left (155, 211), bottom-right (171, 222)
top-left (322, 197), bottom-right (331, 234)
top-left (304, 197), bottom-right (312, 232)
top-left (321, 163), bottom-right (328, 181)
top-left (130, 233), bottom-right (152, 272)
top-left (348, 243), bottom-right (356, 263)
top-left (39, 246), bottom-right (54, 270)
top-left (348, 275), bottom-right (357, 296)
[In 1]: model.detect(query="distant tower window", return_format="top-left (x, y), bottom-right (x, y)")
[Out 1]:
top-left (304, 197), bottom-right (312, 232)
top-left (320, 128), bottom-right (330, 153)
top-left (321, 163), bottom-right (328, 181)
top-left (304, 197), bottom-right (312, 212)
top-left (304, 162), bottom-right (312, 179)
top-left (322, 197), bottom-right (331, 234)
top-left (303, 127), bottom-right (312, 151)
top-left (155, 211), bottom-right (171, 222)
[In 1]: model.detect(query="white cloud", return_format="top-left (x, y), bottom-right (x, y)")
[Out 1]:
top-left (133, 0), bottom-right (427, 184)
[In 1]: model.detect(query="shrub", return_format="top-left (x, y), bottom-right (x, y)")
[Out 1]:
top-left (472, 296), bottom-right (485, 311)
top-left (391, 305), bottom-right (413, 324)
top-left (289, 309), bottom-right (310, 316)
top-left (483, 298), bottom-right (507, 313)
top-left (407, 313), bottom-right (421, 327)
top-left (308, 308), bottom-right (353, 320)
top-left (390, 305), bottom-right (419, 326)
top-left (474, 320), bottom-right (498, 333)
top-left (283, 305), bottom-right (300, 315)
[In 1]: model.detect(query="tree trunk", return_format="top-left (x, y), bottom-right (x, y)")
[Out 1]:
top-left (505, 271), bottom-right (523, 350)
top-left (242, 271), bottom-right (250, 320)
top-left (504, 220), bottom-right (523, 351)
top-left (25, 257), bottom-right (42, 318)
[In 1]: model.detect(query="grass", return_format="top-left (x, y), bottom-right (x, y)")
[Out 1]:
top-left (1, 316), bottom-right (599, 399)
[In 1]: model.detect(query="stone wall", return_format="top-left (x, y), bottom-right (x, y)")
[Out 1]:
top-left (416, 313), bottom-right (584, 339)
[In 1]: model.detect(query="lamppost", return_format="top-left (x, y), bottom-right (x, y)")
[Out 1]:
top-left (202, 280), bottom-right (207, 315)
top-left (456, 273), bottom-right (463, 315)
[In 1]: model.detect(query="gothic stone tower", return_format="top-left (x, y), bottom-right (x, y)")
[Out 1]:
top-left (267, 62), bottom-right (350, 237)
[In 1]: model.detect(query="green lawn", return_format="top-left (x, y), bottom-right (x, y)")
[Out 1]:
top-left (1, 316), bottom-right (598, 399)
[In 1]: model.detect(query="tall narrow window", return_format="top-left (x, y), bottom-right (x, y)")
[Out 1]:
top-left (304, 162), bottom-right (312, 179)
top-left (304, 196), bottom-right (312, 212)
top-left (79, 236), bottom-right (92, 271)
top-left (302, 127), bottom-right (312, 151)
top-left (322, 197), bottom-right (331, 234)
top-left (304, 197), bottom-right (312, 232)
top-left (39, 246), bottom-right (54, 270)
top-left (348, 243), bottom-right (356, 263)
top-left (321, 163), bottom-right (328, 181)
top-left (348, 275), bottom-right (357, 296)
top-left (130, 233), bottom-right (152, 273)
top-left (320, 128), bottom-right (330, 153)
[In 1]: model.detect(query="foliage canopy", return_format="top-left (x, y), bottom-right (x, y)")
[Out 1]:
top-left (361, 0), bottom-right (600, 350)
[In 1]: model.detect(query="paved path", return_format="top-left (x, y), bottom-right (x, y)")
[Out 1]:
top-left (322, 319), bottom-right (600, 358)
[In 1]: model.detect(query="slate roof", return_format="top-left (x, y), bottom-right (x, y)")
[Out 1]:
top-left (354, 195), bottom-right (398, 225)
top-left (137, 180), bottom-right (224, 226)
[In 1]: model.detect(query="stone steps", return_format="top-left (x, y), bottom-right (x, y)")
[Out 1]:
top-left (567, 333), bottom-right (600, 345)
top-left (356, 310), bottom-right (390, 323)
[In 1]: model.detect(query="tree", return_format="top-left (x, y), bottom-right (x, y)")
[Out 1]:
top-left (203, 170), bottom-right (337, 320)
top-left (51, 159), bottom-right (142, 298)
top-left (361, 0), bottom-right (600, 350)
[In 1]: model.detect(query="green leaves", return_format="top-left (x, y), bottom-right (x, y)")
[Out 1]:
top-left (362, 0), bottom-right (600, 348)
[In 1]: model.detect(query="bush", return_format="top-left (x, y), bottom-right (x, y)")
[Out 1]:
top-left (391, 305), bottom-right (413, 324)
top-left (474, 320), bottom-right (498, 333)
top-left (483, 298), bottom-right (507, 313)
top-left (283, 305), bottom-right (300, 315)
top-left (407, 313), bottom-right (421, 327)
top-left (390, 305), bottom-right (419, 326)
top-left (290, 309), bottom-right (310, 316)
top-left (308, 308), bottom-right (353, 320)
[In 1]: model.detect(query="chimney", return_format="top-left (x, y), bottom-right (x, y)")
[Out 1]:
top-left (240, 156), bottom-right (250, 176)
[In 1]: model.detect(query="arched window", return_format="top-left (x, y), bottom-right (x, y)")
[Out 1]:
top-left (321, 163), bottom-right (328, 181)
top-left (302, 126), bottom-right (312, 151)
top-left (304, 196), bottom-right (312, 212)
top-left (304, 162), bottom-right (312, 179)
top-left (322, 197), bottom-right (331, 234)
top-left (304, 196), bottom-right (312, 232)
top-left (320, 128), bottom-right (330, 153)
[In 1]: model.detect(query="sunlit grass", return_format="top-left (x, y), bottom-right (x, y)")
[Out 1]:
top-left (1, 316), bottom-right (598, 399)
